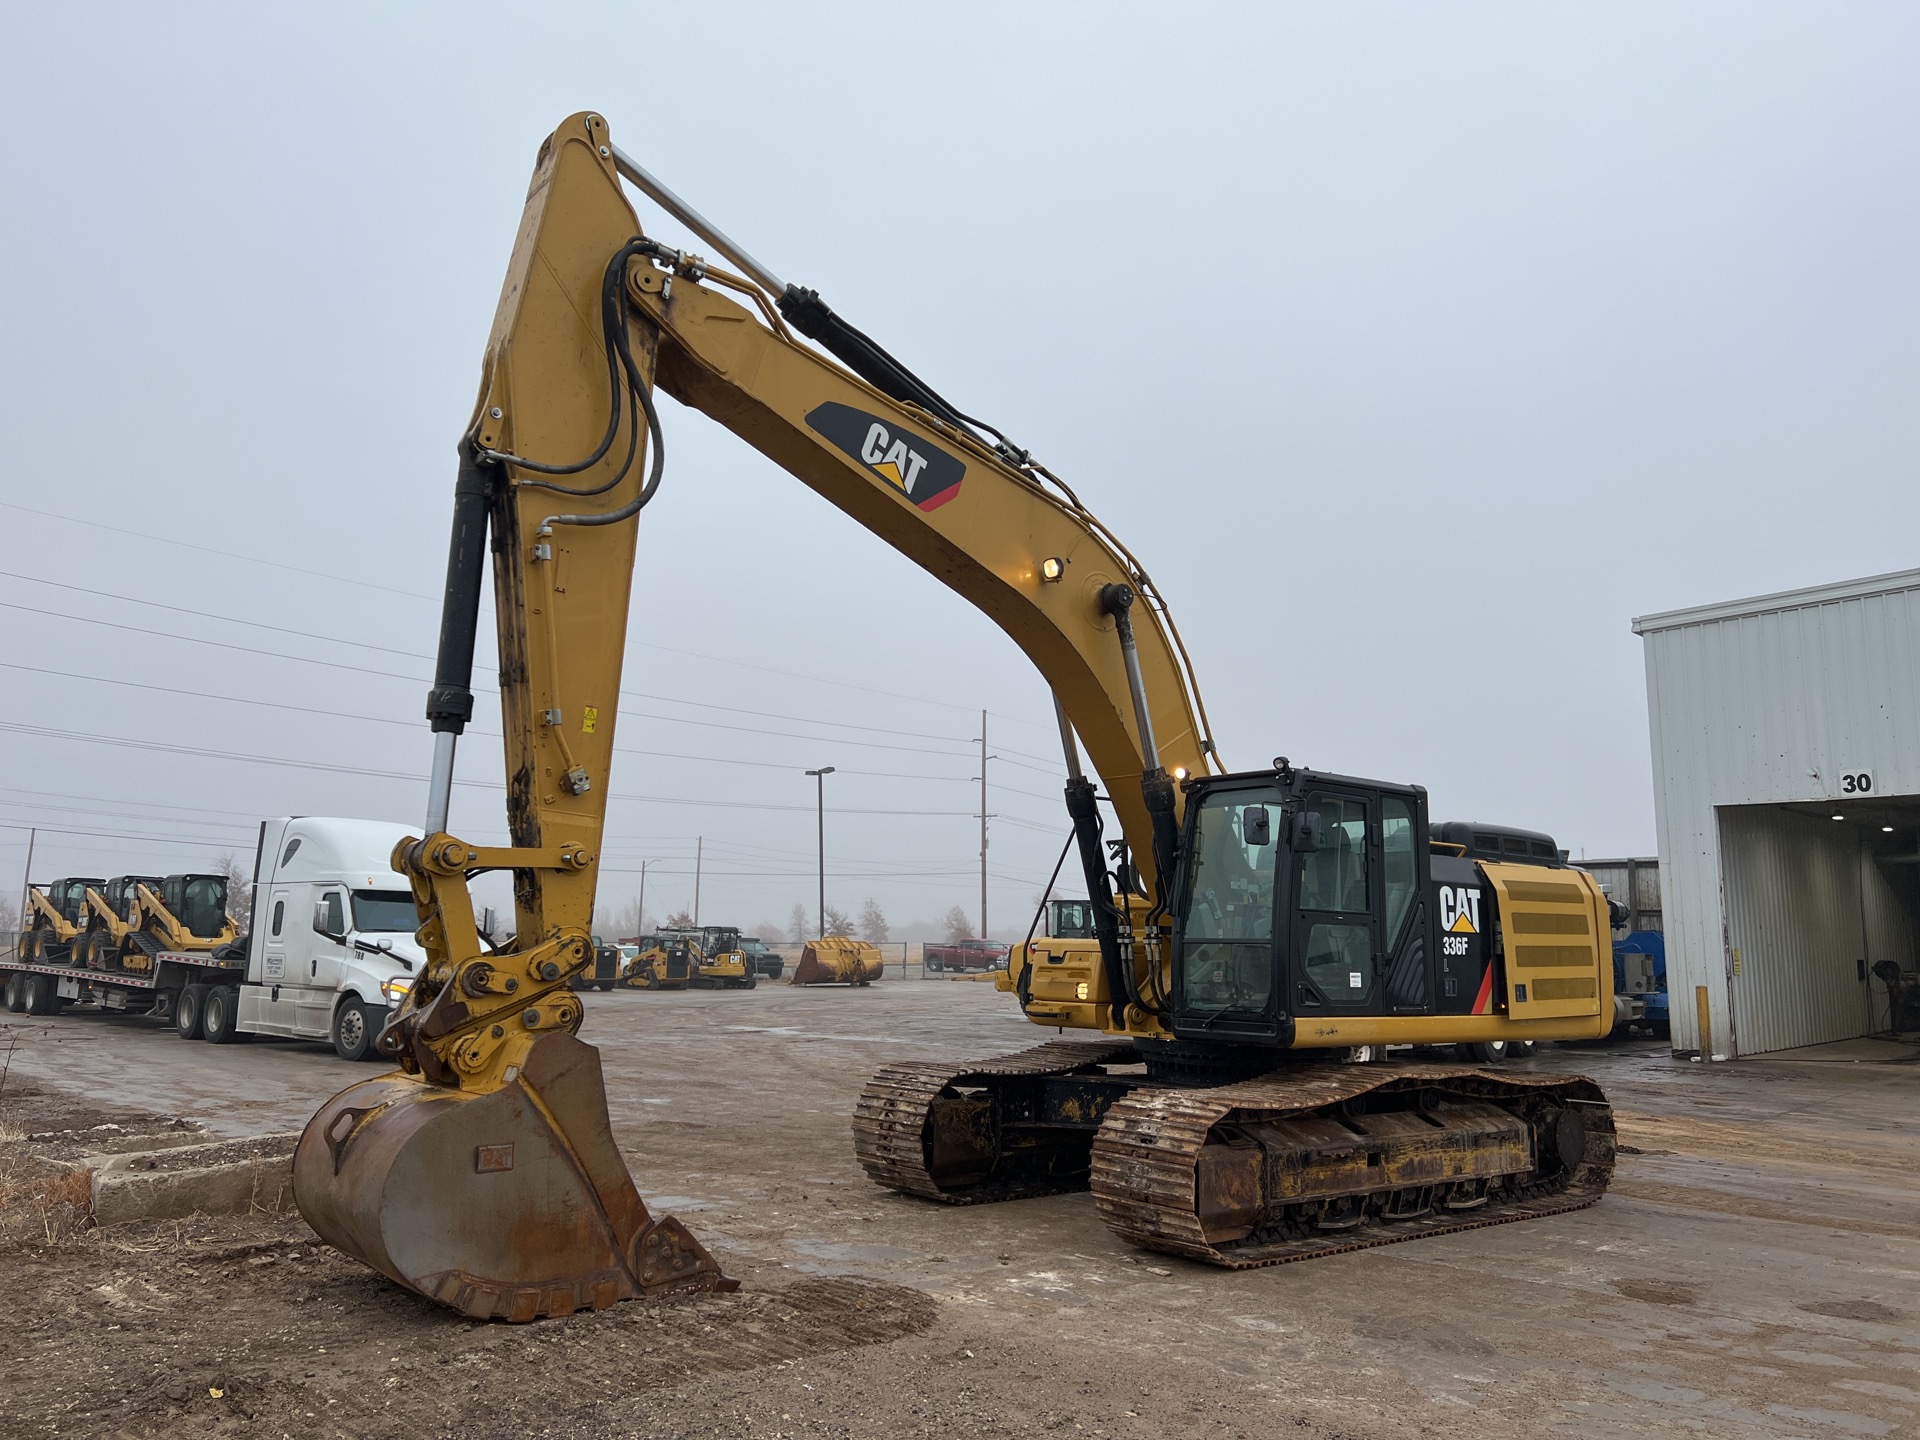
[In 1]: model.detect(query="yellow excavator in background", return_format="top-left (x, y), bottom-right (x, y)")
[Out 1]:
top-left (294, 112), bottom-right (1616, 1319)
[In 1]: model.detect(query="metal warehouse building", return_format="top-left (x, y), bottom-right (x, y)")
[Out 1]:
top-left (1634, 568), bottom-right (1920, 1058)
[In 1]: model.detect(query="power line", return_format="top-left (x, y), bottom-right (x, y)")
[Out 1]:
top-left (0, 661), bottom-right (1067, 796)
top-left (0, 611), bottom-right (995, 761)
top-left (0, 721), bottom-right (988, 817)
top-left (3, 505), bottom-right (1061, 729)
top-left (0, 568), bottom-right (1004, 750)
top-left (0, 569), bottom-right (435, 662)
top-left (0, 599), bottom-right (428, 684)
top-left (0, 784), bottom-right (271, 823)
top-left (0, 501), bottom-right (434, 601)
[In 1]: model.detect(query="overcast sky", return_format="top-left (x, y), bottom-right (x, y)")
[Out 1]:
top-left (3, 3), bottom-right (1917, 938)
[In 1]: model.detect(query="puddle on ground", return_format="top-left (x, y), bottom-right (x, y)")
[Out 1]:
top-left (787, 1238), bottom-right (923, 1267)
top-left (1614, 1278), bottom-right (1699, 1306)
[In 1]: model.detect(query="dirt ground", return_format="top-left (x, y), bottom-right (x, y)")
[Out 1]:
top-left (1, 981), bottom-right (1917, 1440)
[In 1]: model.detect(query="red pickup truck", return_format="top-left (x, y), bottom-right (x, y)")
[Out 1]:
top-left (922, 938), bottom-right (1008, 973)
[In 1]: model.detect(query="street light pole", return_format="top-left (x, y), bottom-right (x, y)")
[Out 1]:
top-left (805, 767), bottom-right (835, 936)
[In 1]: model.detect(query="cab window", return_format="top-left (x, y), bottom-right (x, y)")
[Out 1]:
top-left (1382, 797), bottom-right (1416, 945)
top-left (1299, 793), bottom-right (1367, 913)
top-left (1177, 788), bottom-right (1281, 1015)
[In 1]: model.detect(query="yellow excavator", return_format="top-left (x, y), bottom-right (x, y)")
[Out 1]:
top-left (294, 112), bottom-right (1616, 1318)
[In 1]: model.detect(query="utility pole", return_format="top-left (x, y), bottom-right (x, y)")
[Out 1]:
top-left (975, 710), bottom-right (995, 941)
top-left (637, 859), bottom-right (649, 937)
top-left (693, 837), bottom-right (703, 926)
top-left (805, 767), bottom-right (835, 936)
top-left (17, 826), bottom-right (35, 946)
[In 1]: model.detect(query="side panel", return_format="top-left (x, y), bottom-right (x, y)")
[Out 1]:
top-left (238, 984), bottom-right (309, 1038)
top-left (1430, 854), bottom-right (1493, 1015)
top-left (1481, 862), bottom-right (1608, 1022)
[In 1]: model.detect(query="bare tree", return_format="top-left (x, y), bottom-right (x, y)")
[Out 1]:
top-left (753, 919), bottom-right (786, 944)
top-left (598, 895), bottom-right (651, 940)
top-left (788, 903), bottom-right (810, 943)
top-left (822, 905), bottom-right (856, 937)
top-left (664, 908), bottom-right (695, 929)
top-left (858, 898), bottom-right (889, 944)
top-left (0, 894), bottom-right (17, 937)
top-left (214, 853), bottom-right (252, 932)
top-left (942, 905), bottom-right (975, 943)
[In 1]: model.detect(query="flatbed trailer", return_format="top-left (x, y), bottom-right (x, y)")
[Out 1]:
top-left (3, 816), bottom-right (423, 1060)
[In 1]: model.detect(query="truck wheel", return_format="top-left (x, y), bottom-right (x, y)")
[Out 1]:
top-left (331, 998), bottom-right (380, 1062)
top-left (3, 972), bottom-right (25, 1013)
top-left (23, 974), bottom-right (66, 1016)
top-left (1508, 1041), bottom-right (1537, 1058)
top-left (926, 957), bottom-right (942, 972)
top-left (175, 984), bottom-right (208, 1040)
top-left (202, 986), bottom-right (244, 1044)
top-left (1460, 1041), bottom-right (1509, 1065)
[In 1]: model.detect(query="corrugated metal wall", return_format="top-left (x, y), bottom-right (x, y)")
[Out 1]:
top-left (1863, 857), bottom-right (1919, 1031)
top-left (1635, 570), bottom-right (1920, 1057)
top-left (1719, 808), bottom-right (1872, 1053)
top-left (1581, 858), bottom-right (1662, 931)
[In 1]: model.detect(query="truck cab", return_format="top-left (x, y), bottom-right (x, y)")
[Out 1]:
top-left (738, 935), bottom-right (784, 979)
top-left (238, 817), bottom-right (423, 1059)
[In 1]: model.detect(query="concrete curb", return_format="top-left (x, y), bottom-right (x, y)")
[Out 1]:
top-left (89, 1132), bottom-right (303, 1226)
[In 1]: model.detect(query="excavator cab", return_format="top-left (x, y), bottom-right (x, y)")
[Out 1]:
top-left (1169, 771), bottom-right (1445, 1045)
top-left (1168, 767), bottom-right (1607, 1052)
top-left (1048, 899), bottom-right (1097, 940)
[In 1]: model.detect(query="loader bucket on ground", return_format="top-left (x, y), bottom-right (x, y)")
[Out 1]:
top-left (293, 1031), bottom-right (734, 1321)
top-left (791, 937), bottom-right (886, 986)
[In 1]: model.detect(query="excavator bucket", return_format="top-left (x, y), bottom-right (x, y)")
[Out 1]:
top-left (293, 1032), bottom-right (734, 1320)
top-left (791, 936), bottom-right (886, 986)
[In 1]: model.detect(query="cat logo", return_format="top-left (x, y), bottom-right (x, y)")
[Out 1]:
top-left (804, 402), bottom-right (966, 511)
top-left (1438, 885), bottom-right (1482, 935)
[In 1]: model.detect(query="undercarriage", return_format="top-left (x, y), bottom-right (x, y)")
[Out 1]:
top-left (853, 1042), bottom-right (1615, 1267)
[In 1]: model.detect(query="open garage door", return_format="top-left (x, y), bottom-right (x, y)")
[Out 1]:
top-left (1719, 800), bottom-right (1920, 1055)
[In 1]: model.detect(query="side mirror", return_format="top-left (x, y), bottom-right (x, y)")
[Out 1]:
top-left (312, 900), bottom-right (344, 941)
top-left (1290, 810), bottom-right (1323, 853)
top-left (1242, 805), bottom-right (1272, 847)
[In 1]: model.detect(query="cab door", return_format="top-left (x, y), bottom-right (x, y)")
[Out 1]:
top-left (1170, 782), bottom-right (1285, 1041)
top-left (260, 888), bottom-right (293, 982)
top-left (310, 889), bottom-right (347, 991)
top-left (1290, 788), bottom-right (1382, 1016)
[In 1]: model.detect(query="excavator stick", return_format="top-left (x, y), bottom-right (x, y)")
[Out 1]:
top-left (792, 936), bottom-right (886, 986)
top-left (295, 1033), bottom-right (733, 1319)
top-left (294, 114), bottom-right (738, 1320)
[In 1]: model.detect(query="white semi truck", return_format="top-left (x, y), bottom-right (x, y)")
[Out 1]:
top-left (2, 816), bottom-right (422, 1061)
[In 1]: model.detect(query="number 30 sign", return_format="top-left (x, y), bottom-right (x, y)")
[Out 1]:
top-left (1839, 771), bottom-right (1874, 795)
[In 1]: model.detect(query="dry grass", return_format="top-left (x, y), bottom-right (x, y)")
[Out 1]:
top-left (0, 1159), bottom-right (93, 1245)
